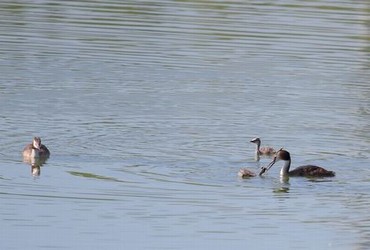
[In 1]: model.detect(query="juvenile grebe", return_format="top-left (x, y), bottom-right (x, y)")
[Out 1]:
top-left (250, 137), bottom-right (276, 161)
top-left (22, 137), bottom-right (50, 159)
top-left (259, 149), bottom-right (335, 177)
top-left (238, 168), bottom-right (256, 178)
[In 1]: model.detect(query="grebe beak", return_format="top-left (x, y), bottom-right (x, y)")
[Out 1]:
top-left (259, 156), bottom-right (277, 176)
top-left (266, 157), bottom-right (277, 170)
top-left (258, 167), bottom-right (268, 176)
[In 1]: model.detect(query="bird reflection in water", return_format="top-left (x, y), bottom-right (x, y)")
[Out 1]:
top-left (22, 137), bottom-right (50, 177)
top-left (23, 155), bottom-right (48, 177)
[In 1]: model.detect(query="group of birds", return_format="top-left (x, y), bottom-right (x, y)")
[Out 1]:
top-left (22, 136), bottom-right (335, 179)
top-left (238, 137), bottom-right (335, 179)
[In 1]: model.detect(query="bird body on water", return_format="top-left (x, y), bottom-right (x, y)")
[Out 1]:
top-left (250, 137), bottom-right (275, 161)
top-left (260, 149), bottom-right (335, 178)
top-left (22, 137), bottom-right (50, 159)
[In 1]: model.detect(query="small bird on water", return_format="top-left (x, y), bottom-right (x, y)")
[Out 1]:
top-left (238, 168), bottom-right (257, 178)
top-left (22, 137), bottom-right (50, 159)
top-left (250, 137), bottom-right (276, 161)
top-left (259, 149), bottom-right (335, 178)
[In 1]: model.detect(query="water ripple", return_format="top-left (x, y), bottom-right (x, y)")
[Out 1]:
top-left (0, 1), bottom-right (369, 249)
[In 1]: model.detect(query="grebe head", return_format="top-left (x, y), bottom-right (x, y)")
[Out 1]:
top-left (32, 137), bottom-right (42, 150)
top-left (261, 148), bottom-right (289, 173)
top-left (250, 137), bottom-right (261, 144)
top-left (275, 149), bottom-right (290, 161)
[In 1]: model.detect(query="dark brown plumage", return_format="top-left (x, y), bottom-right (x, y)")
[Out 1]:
top-left (288, 165), bottom-right (335, 177)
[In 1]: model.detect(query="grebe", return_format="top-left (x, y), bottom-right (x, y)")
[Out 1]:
top-left (238, 168), bottom-right (256, 178)
top-left (22, 137), bottom-right (50, 159)
top-left (250, 137), bottom-right (276, 161)
top-left (259, 149), bottom-right (335, 177)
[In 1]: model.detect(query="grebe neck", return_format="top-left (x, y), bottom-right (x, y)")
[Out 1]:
top-left (31, 147), bottom-right (40, 158)
top-left (256, 141), bottom-right (261, 150)
top-left (280, 160), bottom-right (291, 177)
top-left (254, 143), bottom-right (261, 161)
top-left (256, 141), bottom-right (261, 154)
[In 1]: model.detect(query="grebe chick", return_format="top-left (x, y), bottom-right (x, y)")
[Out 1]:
top-left (238, 168), bottom-right (256, 178)
top-left (260, 149), bottom-right (335, 177)
top-left (22, 137), bottom-right (50, 159)
top-left (250, 137), bottom-right (276, 161)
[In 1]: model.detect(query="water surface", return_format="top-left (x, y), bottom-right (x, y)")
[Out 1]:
top-left (0, 0), bottom-right (369, 249)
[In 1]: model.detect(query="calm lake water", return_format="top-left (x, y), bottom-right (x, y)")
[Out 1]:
top-left (1, 0), bottom-right (369, 249)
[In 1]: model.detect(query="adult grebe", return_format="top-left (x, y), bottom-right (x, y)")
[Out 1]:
top-left (238, 168), bottom-right (256, 178)
top-left (250, 137), bottom-right (276, 161)
top-left (259, 149), bottom-right (335, 177)
top-left (22, 137), bottom-right (50, 159)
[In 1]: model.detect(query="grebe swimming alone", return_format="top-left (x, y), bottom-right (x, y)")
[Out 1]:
top-left (250, 137), bottom-right (276, 161)
top-left (259, 149), bottom-right (335, 177)
top-left (22, 137), bottom-right (50, 159)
